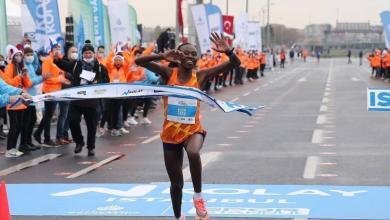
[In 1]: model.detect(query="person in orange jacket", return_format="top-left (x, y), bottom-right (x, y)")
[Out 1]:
top-left (302, 49), bottom-right (309, 62)
top-left (368, 50), bottom-right (381, 78)
top-left (104, 48), bottom-right (130, 136)
top-left (259, 51), bottom-right (267, 77)
top-left (383, 50), bottom-right (390, 81)
top-left (34, 44), bottom-right (70, 147)
top-left (246, 51), bottom-right (259, 80)
top-left (280, 49), bottom-right (286, 68)
top-left (2, 48), bottom-right (33, 157)
top-left (235, 48), bottom-right (247, 84)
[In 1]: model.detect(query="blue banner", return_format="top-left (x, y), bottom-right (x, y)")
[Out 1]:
top-left (90, 0), bottom-right (105, 47)
top-left (367, 88), bottom-right (390, 111)
top-left (205, 4), bottom-right (223, 34)
top-left (76, 16), bottom-right (85, 58)
top-left (25, 0), bottom-right (62, 52)
top-left (380, 11), bottom-right (390, 48)
top-left (7, 183), bottom-right (390, 219)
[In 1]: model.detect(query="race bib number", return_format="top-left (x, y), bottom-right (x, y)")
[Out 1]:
top-left (167, 97), bottom-right (197, 124)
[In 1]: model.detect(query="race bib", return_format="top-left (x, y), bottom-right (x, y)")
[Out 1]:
top-left (80, 70), bottom-right (96, 82)
top-left (167, 97), bottom-right (197, 124)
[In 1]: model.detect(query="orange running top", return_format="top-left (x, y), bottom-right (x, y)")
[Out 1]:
top-left (160, 68), bottom-right (203, 144)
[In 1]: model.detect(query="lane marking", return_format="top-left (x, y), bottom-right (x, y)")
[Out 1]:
top-left (216, 144), bottom-right (232, 147)
top-left (227, 136), bottom-right (240, 139)
top-left (303, 156), bottom-right (319, 179)
top-left (66, 154), bottom-right (124, 179)
top-left (320, 144), bottom-right (336, 147)
top-left (137, 137), bottom-right (149, 139)
top-left (210, 108), bottom-right (218, 112)
top-left (0, 154), bottom-right (62, 177)
top-left (320, 105), bottom-right (328, 112)
top-left (322, 97), bottom-right (330, 103)
top-left (351, 77), bottom-right (360, 82)
top-left (312, 129), bottom-right (324, 144)
top-left (317, 174), bottom-right (338, 177)
top-left (243, 92), bottom-right (251, 97)
top-left (230, 97), bottom-right (239, 102)
top-left (141, 134), bottom-right (160, 144)
top-left (320, 162), bottom-right (337, 166)
top-left (316, 115), bottom-right (327, 125)
top-left (254, 88), bottom-right (260, 92)
top-left (237, 130), bottom-right (249, 133)
top-left (298, 77), bottom-right (306, 82)
top-left (183, 152), bottom-right (221, 181)
top-left (320, 152), bottom-right (337, 155)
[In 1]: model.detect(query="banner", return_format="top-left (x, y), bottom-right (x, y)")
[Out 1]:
top-left (222, 15), bottom-right (234, 45)
top-left (191, 4), bottom-right (211, 54)
top-left (108, 0), bottom-right (131, 44)
top-left (205, 4), bottom-right (223, 34)
top-left (128, 5), bottom-right (139, 45)
top-left (380, 11), bottom-right (390, 48)
top-left (103, 5), bottom-right (112, 53)
top-left (90, 0), bottom-right (105, 47)
top-left (70, 0), bottom-right (95, 46)
top-left (25, 0), bottom-right (62, 52)
top-left (0, 0), bottom-right (8, 54)
top-left (32, 83), bottom-right (261, 116)
top-left (247, 22), bottom-right (262, 51)
top-left (367, 88), bottom-right (390, 111)
top-left (235, 12), bottom-right (248, 50)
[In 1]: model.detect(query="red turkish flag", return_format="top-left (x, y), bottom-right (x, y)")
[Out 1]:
top-left (0, 182), bottom-right (11, 220)
top-left (222, 15), bottom-right (234, 45)
top-left (177, 0), bottom-right (184, 36)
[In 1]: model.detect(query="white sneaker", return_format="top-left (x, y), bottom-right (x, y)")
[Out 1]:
top-left (96, 127), bottom-right (106, 138)
top-left (127, 117), bottom-right (138, 125)
top-left (5, 148), bottom-right (24, 158)
top-left (120, 127), bottom-right (130, 134)
top-left (124, 121), bottom-right (131, 128)
top-left (140, 117), bottom-right (152, 124)
top-left (111, 129), bottom-right (122, 137)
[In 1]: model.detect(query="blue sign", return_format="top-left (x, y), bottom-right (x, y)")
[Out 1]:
top-left (90, 0), bottom-right (105, 47)
top-left (367, 88), bottom-right (390, 111)
top-left (380, 11), bottom-right (390, 48)
top-left (6, 183), bottom-right (390, 218)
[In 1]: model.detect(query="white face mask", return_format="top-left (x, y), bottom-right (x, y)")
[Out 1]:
top-left (24, 56), bottom-right (34, 64)
top-left (83, 57), bottom-right (94, 63)
top-left (70, 52), bottom-right (78, 60)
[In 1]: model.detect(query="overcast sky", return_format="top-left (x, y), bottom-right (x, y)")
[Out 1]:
top-left (5, 0), bottom-right (389, 29)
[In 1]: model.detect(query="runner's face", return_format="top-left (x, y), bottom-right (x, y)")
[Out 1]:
top-left (114, 57), bottom-right (123, 68)
top-left (179, 44), bottom-right (198, 70)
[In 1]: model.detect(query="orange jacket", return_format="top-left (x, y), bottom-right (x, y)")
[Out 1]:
top-left (2, 63), bottom-right (32, 110)
top-left (106, 51), bottom-right (130, 83)
top-left (197, 58), bottom-right (209, 70)
top-left (383, 54), bottom-right (390, 68)
top-left (42, 55), bottom-right (63, 93)
top-left (368, 55), bottom-right (381, 68)
top-left (259, 53), bottom-right (267, 65)
top-left (127, 66), bottom-right (145, 83)
top-left (246, 56), bottom-right (259, 70)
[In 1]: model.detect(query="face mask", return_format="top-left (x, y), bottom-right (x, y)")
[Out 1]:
top-left (0, 61), bottom-right (5, 66)
top-left (24, 56), bottom-right (34, 64)
top-left (83, 57), bottom-right (94, 63)
top-left (70, 52), bottom-right (78, 60)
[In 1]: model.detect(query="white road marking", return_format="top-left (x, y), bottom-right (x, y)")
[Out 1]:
top-left (237, 130), bottom-right (249, 133)
top-left (320, 152), bottom-right (337, 155)
top-left (182, 152), bottom-right (221, 181)
top-left (217, 144), bottom-right (232, 147)
top-left (303, 156), bottom-right (319, 179)
top-left (0, 154), bottom-right (62, 177)
top-left (320, 105), bottom-right (328, 112)
top-left (320, 162), bottom-right (337, 166)
top-left (317, 174), bottom-right (338, 177)
top-left (316, 115), bottom-right (327, 125)
top-left (322, 97), bottom-right (330, 103)
top-left (141, 134), bottom-right (161, 144)
top-left (66, 154), bottom-right (124, 179)
top-left (324, 92), bottom-right (330, 97)
top-left (210, 108), bottom-right (218, 112)
top-left (320, 144), bottom-right (336, 147)
top-left (230, 97), bottom-right (239, 102)
top-left (312, 129), bottom-right (324, 144)
top-left (244, 125), bottom-right (255, 128)
top-left (254, 88), bottom-right (260, 92)
top-left (351, 77), bottom-right (360, 82)
top-left (298, 77), bottom-right (306, 82)
top-left (243, 92), bottom-right (251, 97)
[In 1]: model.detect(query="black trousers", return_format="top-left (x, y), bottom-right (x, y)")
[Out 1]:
top-left (35, 101), bottom-right (57, 142)
top-left (260, 64), bottom-right (266, 76)
top-left (108, 99), bottom-right (122, 130)
top-left (130, 99), bottom-right (152, 117)
top-left (7, 110), bottom-right (26, 150)
top-left (69, 104), bottom-right (97, 149)
top-left (22, 106), bottom-right (37, 145)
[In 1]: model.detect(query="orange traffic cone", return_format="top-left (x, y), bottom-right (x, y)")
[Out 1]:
top-left (0, 181), bottom-right (11, 220)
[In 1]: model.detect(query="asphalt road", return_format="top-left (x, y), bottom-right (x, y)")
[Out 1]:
top-left (1, 57), bottom-right (389, 220)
